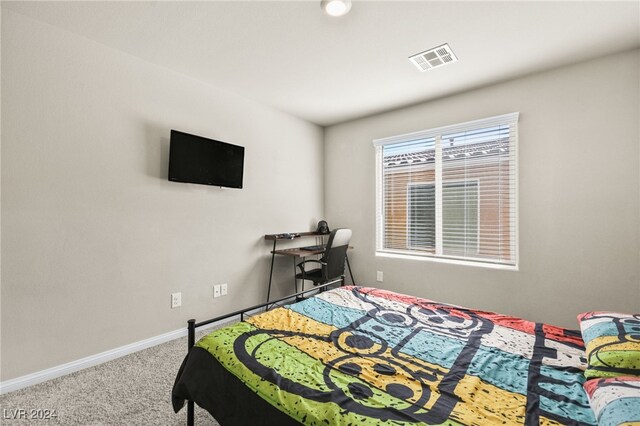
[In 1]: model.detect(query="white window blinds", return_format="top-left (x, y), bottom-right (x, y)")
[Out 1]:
top-left (374, 113), bottom-right (518, 267)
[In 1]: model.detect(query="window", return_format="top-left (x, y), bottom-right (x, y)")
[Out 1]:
top-left (407, 183), bottom-right (435, 249)
top-left (374, 113), bottom-right (518, 267)
top-left (442, 181), bottom-right (479, 254)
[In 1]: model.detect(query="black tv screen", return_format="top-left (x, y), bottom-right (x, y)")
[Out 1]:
top-left (168, 130), bottom-right (244, 189)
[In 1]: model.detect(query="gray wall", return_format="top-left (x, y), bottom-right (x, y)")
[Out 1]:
top-left (325, 49), bottom-right (640, 329)
top-left (1, 11), bottom-right (324, 380)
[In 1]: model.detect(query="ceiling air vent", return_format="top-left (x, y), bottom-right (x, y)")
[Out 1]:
top-left (409, 43), bottom-right (458, 72)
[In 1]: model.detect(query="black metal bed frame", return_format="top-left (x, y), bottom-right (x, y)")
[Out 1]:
top-left (184, 276), bottom-right (345, 426)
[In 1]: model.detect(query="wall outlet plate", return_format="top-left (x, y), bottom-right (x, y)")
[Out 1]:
top-left (171, 292), bottom-right (182, 308)
top-left (213, 285), bottom-right (221, 298)
top-left (376, 271), bottom-right (383, 282)
top-left (221, 283), bottom-right (228, 296)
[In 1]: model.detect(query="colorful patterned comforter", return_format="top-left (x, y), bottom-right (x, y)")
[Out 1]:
top-left (175, 286), bottom-right (596, 425)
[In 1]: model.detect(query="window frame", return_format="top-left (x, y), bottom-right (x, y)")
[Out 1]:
top-left (374, 112), bottom-right (519, 270)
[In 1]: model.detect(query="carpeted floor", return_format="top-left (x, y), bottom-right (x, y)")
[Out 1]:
top-left (0, 329), bottom-right (224, 425)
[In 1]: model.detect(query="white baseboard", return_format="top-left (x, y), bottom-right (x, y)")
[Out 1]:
top-left (0, 318), bottom-right (236, 395)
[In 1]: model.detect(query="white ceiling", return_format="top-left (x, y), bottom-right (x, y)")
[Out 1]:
top-left (3, 1), bottom-right (639, 126)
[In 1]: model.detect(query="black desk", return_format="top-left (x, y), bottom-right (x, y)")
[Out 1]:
top-left (264, 232), bottom-right (354, 303)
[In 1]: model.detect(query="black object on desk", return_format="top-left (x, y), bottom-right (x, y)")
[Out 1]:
top-left (264, 232), bottom-right (354, 304)
top-left (300, 245), bottom-right (325, 251)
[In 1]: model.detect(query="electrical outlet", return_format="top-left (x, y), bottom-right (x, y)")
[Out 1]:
top-left (171, 292), bottom-right (182, 308)
top-left (221, 283), bottom-right (228, 296)
top-left (213, 285), bottom-right (221, 298)
top-left (376, 271), bottom-right (383, 282)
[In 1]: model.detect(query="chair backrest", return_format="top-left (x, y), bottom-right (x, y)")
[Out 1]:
top-left (323, 228), bottom-right (352, 280)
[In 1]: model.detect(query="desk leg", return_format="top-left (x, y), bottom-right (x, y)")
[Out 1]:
top-left (293, 257), bottom-right (298, 293)
top-left (266, 240), bottom-right (276, 305)
top-left (345, 253), bottom-right (355, 285)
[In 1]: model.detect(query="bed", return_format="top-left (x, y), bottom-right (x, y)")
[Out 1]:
top-left (172, 285), bottom-right (596, 425)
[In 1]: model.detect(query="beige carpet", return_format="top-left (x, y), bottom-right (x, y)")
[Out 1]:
top-left (0, 330), bottom-right (223, 425)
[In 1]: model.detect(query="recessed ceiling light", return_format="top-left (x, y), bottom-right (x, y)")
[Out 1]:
top-left (409, 44), bottom-right (458, 72)
top-left (321, 0), bottom-right (352, 17)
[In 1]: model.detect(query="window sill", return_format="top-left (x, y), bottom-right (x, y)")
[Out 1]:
top-left (375, 251), bottom-right (519, 271)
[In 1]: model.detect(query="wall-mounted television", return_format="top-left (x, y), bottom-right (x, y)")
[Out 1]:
top-left (168, 130), bottom-right (244, 189)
